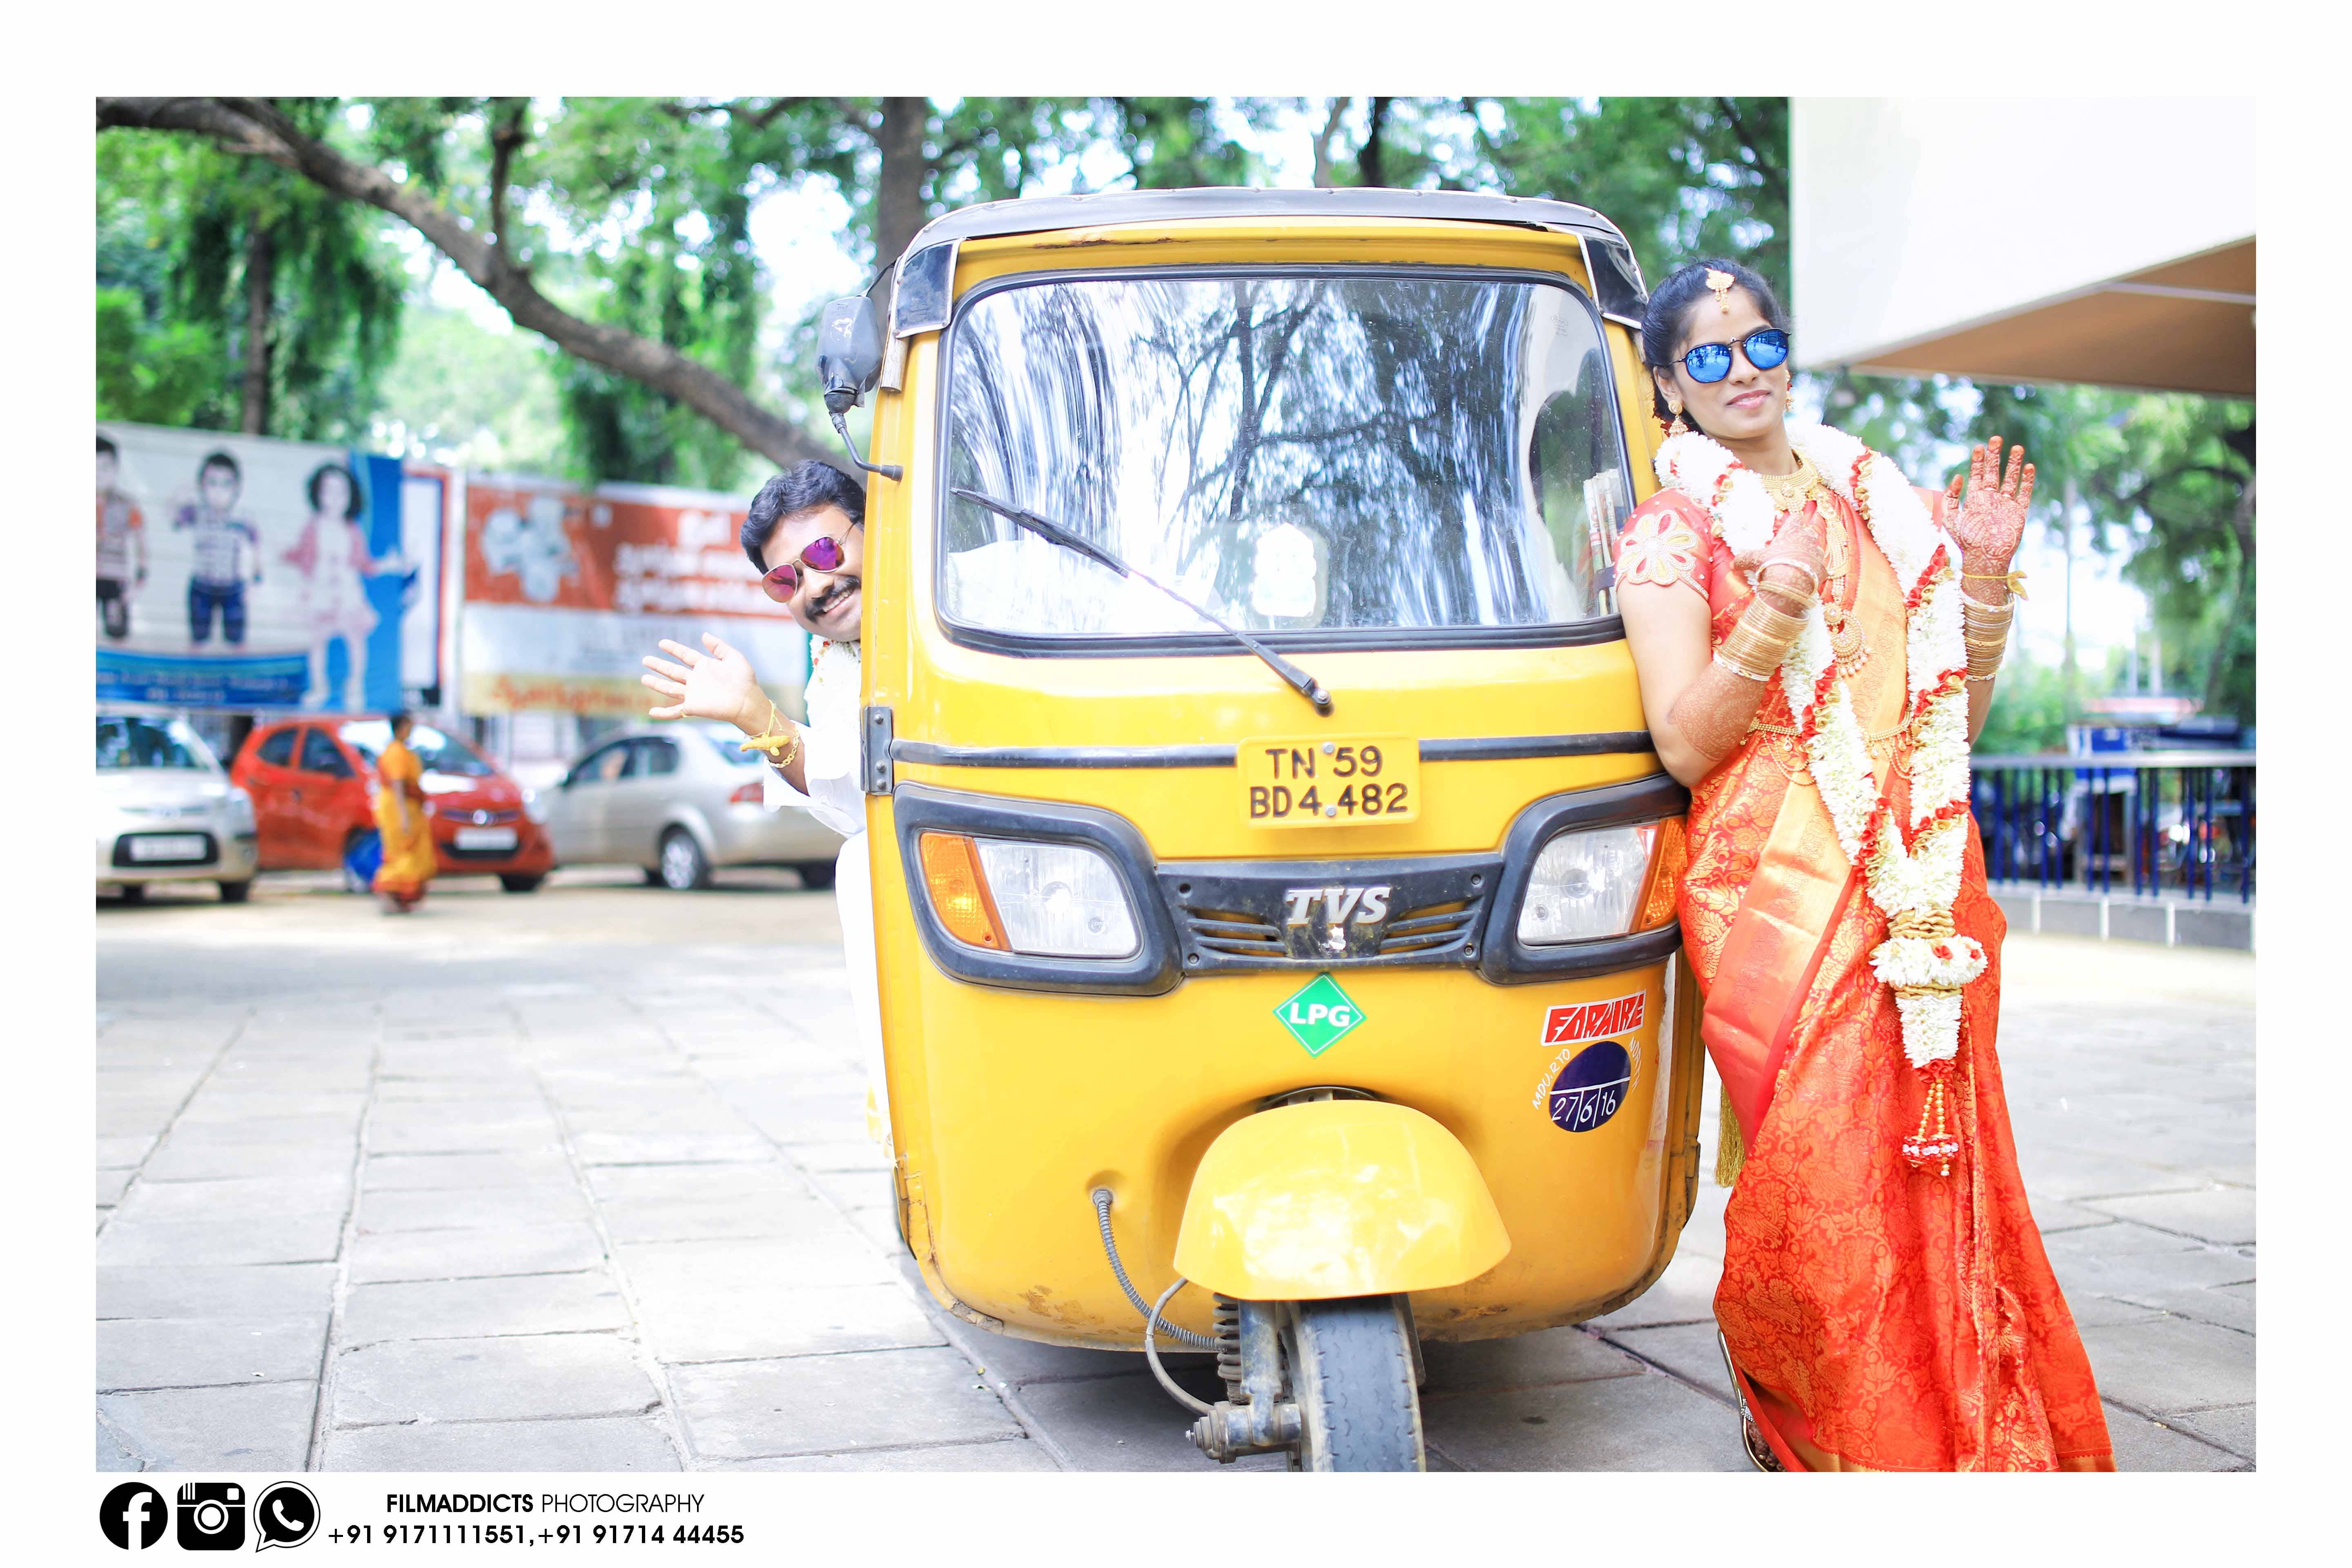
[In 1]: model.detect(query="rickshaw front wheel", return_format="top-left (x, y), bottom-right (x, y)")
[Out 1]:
top-left (1281, 1294), bottom-right (1424, 1472)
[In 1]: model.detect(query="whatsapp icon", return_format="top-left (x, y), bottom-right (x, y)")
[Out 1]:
top-left (254, 1483), bottom-right (319, 1551)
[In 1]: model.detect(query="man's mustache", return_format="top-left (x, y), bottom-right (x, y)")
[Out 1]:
top-left (808, 575), bottom-right (860, 616)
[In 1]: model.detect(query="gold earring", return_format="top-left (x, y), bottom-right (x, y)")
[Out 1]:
top-left (1784, 385), bottom-right (1797, 412)
top-left (1666, 399), bottom-right (1688, 437)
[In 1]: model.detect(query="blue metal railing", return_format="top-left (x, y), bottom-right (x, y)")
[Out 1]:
top-left (1969, 751), bottom-right (2254, 903)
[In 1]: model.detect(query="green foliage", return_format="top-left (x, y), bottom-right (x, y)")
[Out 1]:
top-left (1468, 98), bottom-right (1789, 290)
top-left (96, 287), bottom-right (230, 428)
top-left (1972, 653), bottom-right (2078, 755)
top-left (372, 304), bottom-right (568, 476)
top-left (96, 103), bottom-right (407, 441)
top-left (1820, 371), bottom-right (2256, 723)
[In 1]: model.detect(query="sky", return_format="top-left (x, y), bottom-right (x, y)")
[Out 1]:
top-left (412, 100), bottom-right (2153, 659)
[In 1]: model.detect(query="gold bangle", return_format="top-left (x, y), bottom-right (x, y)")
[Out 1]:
top-left (1718, 600), bottom-right (1801, 679)
top-left (1713, 649), bottom-right (1774, 682)
top-left (1960, 591), bottom-right (2017, 620)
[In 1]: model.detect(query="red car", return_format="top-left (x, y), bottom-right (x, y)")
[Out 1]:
top-left (231, 716), bottom-right (554, 892)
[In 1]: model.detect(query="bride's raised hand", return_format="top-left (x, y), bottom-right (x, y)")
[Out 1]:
top-left (1945, 434), bottom-right (2035, 576)
top-left (641, 633), bottom-right (763, 731)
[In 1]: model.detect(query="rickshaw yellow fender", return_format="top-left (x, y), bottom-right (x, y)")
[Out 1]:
top-left (1172, 1100), bottom-right (1511, 1302)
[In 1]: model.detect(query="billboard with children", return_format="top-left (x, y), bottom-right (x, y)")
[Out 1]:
top-left (457, 476), bottom-right (808, 716)
top-left (94, 423), bottom-right (445, 712)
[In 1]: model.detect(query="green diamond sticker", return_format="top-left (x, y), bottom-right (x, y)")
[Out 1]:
top-left (1273, 973), bottom-right (1365, 1057)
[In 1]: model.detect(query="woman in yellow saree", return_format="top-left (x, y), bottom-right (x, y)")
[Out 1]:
top-left (371, 712), bottom-right (436, 913)
top-left (1615, 259), bottom-right (2114, 1472)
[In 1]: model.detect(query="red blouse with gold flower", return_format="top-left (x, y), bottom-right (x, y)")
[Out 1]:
top-left (1613, 506), bottom-right (1707, 595)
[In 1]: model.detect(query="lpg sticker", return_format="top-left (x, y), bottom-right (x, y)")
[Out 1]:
top-left (1274, 973), bottom-right (1364, 1057)
top-left (1540, 991), bottom-right (1644, 1047)
top-left (1533, 1040), bottom-right (1638, 1133)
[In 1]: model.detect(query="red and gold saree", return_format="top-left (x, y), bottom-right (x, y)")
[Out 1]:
top-left (1616, 480), bottom-right (2114, 1472)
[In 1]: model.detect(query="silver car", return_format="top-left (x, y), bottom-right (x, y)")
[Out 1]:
top-left (97, 713), bottom-right (261, 902)
top-left (535, 722), bottom-right (844, 890)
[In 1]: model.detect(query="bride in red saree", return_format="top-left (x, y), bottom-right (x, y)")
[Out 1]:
top-left (1615, 258), bottom-right (2114, 1472)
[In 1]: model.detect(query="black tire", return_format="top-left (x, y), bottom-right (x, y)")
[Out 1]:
top-left (116, 883), bottom-right (146, 904)
top-left (1281, 1295), bottom-right (1425, 1471)
top-left (642, 866), bottom-right (665, 887)
top-left (498, 873), bottom-right (544, 894)
top-left (793, 859), bottom-right (837, 891)
top-left (658, 828), bottom-right (712, 891)
top-left (217, 880), bottom-right (252, 903)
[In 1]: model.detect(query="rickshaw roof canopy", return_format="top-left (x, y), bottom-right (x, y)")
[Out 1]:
top-left (900, 187), bottom-right (1638, 261)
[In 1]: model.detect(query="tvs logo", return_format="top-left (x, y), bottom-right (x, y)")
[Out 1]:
top-left (1540, 992), bottom-right (1644, 1047)
top-left (1283, 884), bottom-right (1392, 957)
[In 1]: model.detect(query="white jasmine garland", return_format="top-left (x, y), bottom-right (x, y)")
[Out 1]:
top-left (1657, 421), bottom-right (1984, 1074)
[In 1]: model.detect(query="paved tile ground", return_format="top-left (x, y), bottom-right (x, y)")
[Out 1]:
top-left (97, 871), bottom-right (2252, 1472)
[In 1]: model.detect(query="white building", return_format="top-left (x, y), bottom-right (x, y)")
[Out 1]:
top-left (1791, 98), bottom-right (2252, 395)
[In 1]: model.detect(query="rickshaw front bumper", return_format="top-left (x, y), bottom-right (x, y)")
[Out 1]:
top-left (1172, 1098), bottom-right (1510, 1301)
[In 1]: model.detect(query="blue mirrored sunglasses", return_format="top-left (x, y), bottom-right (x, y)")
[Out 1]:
top-left (1682, 329), bottom-right (1791, 383)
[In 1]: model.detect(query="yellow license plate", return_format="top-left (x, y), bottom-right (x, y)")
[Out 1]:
top-left (1240, 735), bottom-right (1419, 827)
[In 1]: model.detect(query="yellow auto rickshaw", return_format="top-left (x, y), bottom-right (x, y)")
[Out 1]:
top-left (813, 188), bottom-right (1704, 1470)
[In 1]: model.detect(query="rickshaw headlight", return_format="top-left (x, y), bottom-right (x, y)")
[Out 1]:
top-left (1517, 821), bottom-right (1675, 944)
top-left (973, 838), bottom-right (1140, 958)
top-left (918, 832), bottom-right (1141, 959)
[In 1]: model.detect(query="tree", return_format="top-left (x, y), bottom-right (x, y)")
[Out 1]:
top-left (1467, 98), bottom-right (1789, 290)
top-left (97, 114), bottom-right (405, 440)
top-left (98, 96), bottom-right (837, 479)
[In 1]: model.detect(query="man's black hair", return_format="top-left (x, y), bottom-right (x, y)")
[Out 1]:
top-left (97, 434), bottom-right (118, 458)
top-left (199, 450), bottom-right (242, 483)
top-left (305, 460), bottom-right (364, 519)
top-left (742, 461), bottom-right (865, 572)
top-left (1640, 258), bottom-right (1794, 434)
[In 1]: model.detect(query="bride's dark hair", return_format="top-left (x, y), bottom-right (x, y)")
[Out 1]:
top-left (1641, 258), bottom-right (1793, 432)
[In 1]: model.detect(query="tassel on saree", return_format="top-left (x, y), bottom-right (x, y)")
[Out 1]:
top-left (1714, 1082), bottom-right (1746, 1187)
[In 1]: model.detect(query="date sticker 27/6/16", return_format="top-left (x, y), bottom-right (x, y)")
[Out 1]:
top-left (1536, 1040), bottom-right (1638, 1133)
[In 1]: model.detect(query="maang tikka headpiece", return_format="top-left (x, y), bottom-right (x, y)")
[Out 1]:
top-left (1705, 268), bottom-right (1735, 314)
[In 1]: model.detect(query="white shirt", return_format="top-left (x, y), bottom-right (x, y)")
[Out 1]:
top-left (757, 637), bottom-right (891, 1153)
top-left (761, 639), bottom-right (864, 835)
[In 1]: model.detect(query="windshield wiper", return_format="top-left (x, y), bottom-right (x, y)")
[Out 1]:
top-left (951, 488), bottom-right (1333, 716)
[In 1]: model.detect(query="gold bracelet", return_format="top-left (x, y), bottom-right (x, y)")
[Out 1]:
top-left (1964, 568), bottom-right (2029, 600)
top-left (737, 702), bottom-right (805, 769)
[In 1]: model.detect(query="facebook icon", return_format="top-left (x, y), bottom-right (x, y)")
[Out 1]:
top-left (99, 1482), bottom-right (168, 1549)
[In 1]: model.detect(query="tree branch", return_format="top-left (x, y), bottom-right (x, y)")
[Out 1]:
top-left (97, 96), bottom-right (833, 472)
top-left (1713, 97), bottom-right (1788, 206)
top-left (487, 99), bottom-right (527, 264)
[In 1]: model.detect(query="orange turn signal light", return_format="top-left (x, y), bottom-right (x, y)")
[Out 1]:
top-left (919, 832), bottom-right (1007, 950)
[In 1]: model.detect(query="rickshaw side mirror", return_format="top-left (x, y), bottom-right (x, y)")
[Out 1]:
top-left (817, 298), bottom-right (884, 416)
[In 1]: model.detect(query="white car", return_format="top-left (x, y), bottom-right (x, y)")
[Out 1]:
top-left (97, 713), bottom-right (260, 902)
top-left (535, 722), bottom-right (844, 890)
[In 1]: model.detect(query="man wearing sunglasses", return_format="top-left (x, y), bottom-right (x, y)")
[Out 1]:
top-left (640, 460), bottom-right (895, 1147)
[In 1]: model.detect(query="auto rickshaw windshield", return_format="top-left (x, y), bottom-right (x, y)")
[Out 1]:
top-left (940, 270), bottom-right (1630, 644)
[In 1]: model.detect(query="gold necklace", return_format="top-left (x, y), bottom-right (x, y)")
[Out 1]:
top-left (1755, 451), bottom-right (1834, 516)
